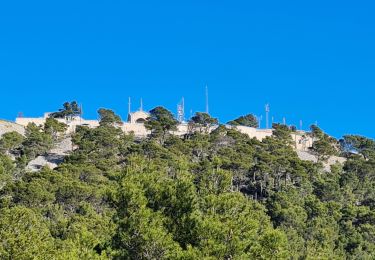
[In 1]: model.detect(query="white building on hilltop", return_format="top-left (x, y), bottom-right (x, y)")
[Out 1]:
top-left (127, 110), bottom-right (149, 124)
top-left (13, 109), bottom-right (313, 151)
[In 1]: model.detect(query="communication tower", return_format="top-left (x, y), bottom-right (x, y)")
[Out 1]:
top-left (177, 97), bottom-right (185, 123)
top-left (265, 103), bottom-right (270, 129)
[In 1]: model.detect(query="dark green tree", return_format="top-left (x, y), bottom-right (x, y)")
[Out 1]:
top-left (340, 135), bottom-right (375, 159)
top-left (227, 114), bottom-right (258, 128)
top-left (50, 101), bottom-right (81, 119)
top-left (44, 117), bottom-right (67, 141)
top-left (98, 108), bottom-right (122, 127)
top-left (0, 131), bottom-right (24, 154)
top-left (189, 112), bottom-right (218, 133)
top-left (310, 125), bottom-right (338, 162)
top-left (22, 123), bottom-right (53, 160)
top-left (144, 106), bottom-right (178, 144)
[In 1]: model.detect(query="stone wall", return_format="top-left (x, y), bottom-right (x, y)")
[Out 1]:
top-left (232, 126), bottom-right (274, 140)
top-left (16, 116), bottom-right (100, 134)
top-left (12, 115), bottom-right (314, 151)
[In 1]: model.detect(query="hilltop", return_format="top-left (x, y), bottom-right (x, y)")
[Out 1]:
top-left (0, 102), bottom-right (374, 259)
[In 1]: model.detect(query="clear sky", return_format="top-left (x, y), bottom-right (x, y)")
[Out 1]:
top-left (0, 1), bottom-right (374, 138)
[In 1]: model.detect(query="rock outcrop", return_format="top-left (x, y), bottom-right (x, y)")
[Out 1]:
top-left (0, 120), bottom-right (25, 136)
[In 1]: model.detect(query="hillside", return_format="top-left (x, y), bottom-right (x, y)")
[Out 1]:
top-left (0, 119), bottom-right (25, 136)
top-left (0, 106), bottom-right (374, 259)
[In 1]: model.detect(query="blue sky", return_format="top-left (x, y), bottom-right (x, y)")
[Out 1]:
top-left (0, 1), bottom-right (374, 138)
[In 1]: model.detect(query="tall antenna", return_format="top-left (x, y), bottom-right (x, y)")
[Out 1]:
top-left (283, 117), bottom-right (286, 125)
top-left (265, 103), bottom-right (270, 129)
top-left (128, 97), bottom-right (131, 115)
top-left (299, 120), bottom-right (303, 130)
top-left (177, 97), bottom-right (185, 123)
top-left (140, 98), bottom-right (143, 111)
top-left (205, 85), bottom-right (209, 114)
top-left (258, 115), bottom-right (263, 129)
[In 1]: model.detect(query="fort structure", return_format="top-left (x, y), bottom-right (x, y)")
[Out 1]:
top-left (10, 108), bottom-right (313, 151)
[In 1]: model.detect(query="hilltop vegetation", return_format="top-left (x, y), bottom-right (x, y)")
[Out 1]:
top-left (0, 105), bottom-right (374, 259)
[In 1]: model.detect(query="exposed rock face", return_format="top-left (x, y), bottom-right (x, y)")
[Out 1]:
top-left (26, 137), bottom-right (72, 172)
top-left (297, 150), bottom-right (346, 171)
top-left (0, 120), bottom-right (25, 136)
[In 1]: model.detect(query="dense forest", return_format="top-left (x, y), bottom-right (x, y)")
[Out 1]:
top-left (0, 104), bottom-right (374, 259)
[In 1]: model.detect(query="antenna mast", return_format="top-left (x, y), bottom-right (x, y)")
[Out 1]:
top-left (128, 97), bottom-right (131, 115)
top-left (140, 98), bottom-right (143, 112)
top-left (177, 97), bottom-right (185, 123)
top-left (265, 103), bottom-right (270, 129)
top-left (205, 85), bottom-right (209, 114)
top-left (258, 115), bottom-right (263, 129)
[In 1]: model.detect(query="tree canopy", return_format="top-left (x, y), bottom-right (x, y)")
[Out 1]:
top-left (0, 104), bottom-right (374, 259)
top-left (50, 101), bottom-right (81, 119)
top-left (227, 113), bottom-right (258, 128)
top-left (144, 106), bottom-right (178, 144)
top-left (189, 112), bottom-right (218, 133)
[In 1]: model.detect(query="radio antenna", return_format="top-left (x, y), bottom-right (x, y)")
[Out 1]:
top-left (205, 85), bottom-right (209, 114)
top-left (265, 103), bottom-right (270, 129)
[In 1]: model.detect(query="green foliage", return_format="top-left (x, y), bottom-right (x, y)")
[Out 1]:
top-left (0, 105), bottom-right (374, 259)
top-left (50, 101), bottom-right (81, 119)
top-left (272, 123), bottom-right (293, 145)
top-left (44, 117), bottom-right (68, 140)
top-left (310, 125), bottom-right (338, 161)
top-left (0, 131), bottom-right (24, 153)
top-left (22, 123), bottom-right (53, 160)
top-left (0, 206), bottom-right (54, 259)
top-left (98, 108), bottom-right (123, 127)
top-left (340, 135), bottom-right (375, 159)
top-left (227, 113), bottom-right (258, 128)
top-left (145, 106), bottom-right (178, 144)
top-left (0, 154), bottom-right (14, 190)
top-left (189, 112), bottom-right (218, 133)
